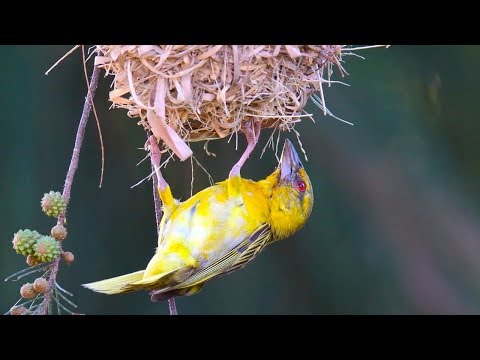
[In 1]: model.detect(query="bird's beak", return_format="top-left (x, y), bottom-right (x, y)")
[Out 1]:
top-left (279, 139), bottom-right (303, 181)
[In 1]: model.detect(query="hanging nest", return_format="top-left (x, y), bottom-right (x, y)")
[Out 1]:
top-left (94, 45), bottom-right (359, 160)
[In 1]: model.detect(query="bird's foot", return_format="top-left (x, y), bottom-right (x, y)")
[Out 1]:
top-left (148, 135), bottom-right (168, 190)
top-left (229, 119), bottom-right (262, 178)
top-left (148, 135), bottom-right (161, 167)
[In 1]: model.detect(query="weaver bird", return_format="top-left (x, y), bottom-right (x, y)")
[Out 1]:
top-left (83, 138), bottom-right (313, 301)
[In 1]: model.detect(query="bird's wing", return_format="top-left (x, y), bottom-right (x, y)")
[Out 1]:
top-left (175, 223), bottom-right (272, 289)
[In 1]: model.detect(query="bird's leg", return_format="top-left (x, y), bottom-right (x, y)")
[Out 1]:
top-left (148, 135), bottom-right (168, 191)
top-left (229, 119), bottom-right (262, 178)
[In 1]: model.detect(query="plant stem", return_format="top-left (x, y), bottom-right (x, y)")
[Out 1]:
top-left (151, 164), bottom-right (163, 229)
top-left (59, 64), bottom-right (101, 224)
top-left (38, 63), bottom-right (100, 315)
top-left (168, 297), bottom-right (178, 315)
top-left (149, 135), bottom-right (178, 315)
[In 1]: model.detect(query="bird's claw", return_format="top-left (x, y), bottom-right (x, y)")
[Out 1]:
top-left (148, 134), bottom-right (168, 191)
top-left (229, 119), bottom-right (262, 178)
top-left (241, 119), bottom-right (262, 144)
top-left (148, 135), bottom-right (162, 168)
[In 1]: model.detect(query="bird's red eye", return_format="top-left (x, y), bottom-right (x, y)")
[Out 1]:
top-left (296, 180), bottom-right (306, 192)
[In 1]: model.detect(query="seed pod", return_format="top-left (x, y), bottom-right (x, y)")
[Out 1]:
top-left (20, 283), bottom-right (37, 299)
top-left (61, 251), bottom-right (74, 264)
top-left (33, 278), bottom-right (49, 294)
top-left (12, 229), bottom-right (41, 256)
top-left (34, 236), bottom-right (61, 263)
top-left (26, 255), bottom-right (41, 267)
top-left (10, 306), bottom-right (29, 315)
top-left (51, 224), bottom-right (67, 241)
top-left (41, 191), bottom-right (67, 218)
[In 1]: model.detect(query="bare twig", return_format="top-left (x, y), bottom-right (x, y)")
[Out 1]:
top-left (60, 64), bottom-right (100, 215)
top-left (45, 45), bottom-right (81, 75)
top-left (148, 134), bottom-right (178, 315)
top-left (168, 297), bottom-right (178, 315)
top-left (82, 46), bottom-right (105, 188)
top-left (37, 62), bottom-right (101, 315)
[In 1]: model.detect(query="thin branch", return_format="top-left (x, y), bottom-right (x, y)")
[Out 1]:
top-left (10, 266), bottom-right (50, 282)
top-left (36, 258), bottom-right (60, 315)
top-left (148, 134), bottom-right (178, 315)
top-left (82, 45), bottom-right (105, 188)
top-left (151, 165), bottom-right (163, 229)
top-left (45, 45), bottom-right (81, 75)
top-left (56, 288), bottom-right (78, 308)
top-left (55, 281), bottom-right (73, 296)
top-left (168, 297), bottom-right (178, 315)
top-left (37, 62), bottom-right (101, 315)
top-left (4, 262), bottom-right (52, 282)
top-left (53, 288), bottom-right (62, 315)
top-left (342, 45), bottom-right (390, 51)
top-left (4, 296), bottom-right (45, 314)
top-left (59, 63), bottom-right (101, 220)
top-left (55, 298), bottom-right (75, 314)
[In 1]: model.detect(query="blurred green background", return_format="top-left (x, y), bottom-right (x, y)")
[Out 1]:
top-left (1, 45), bottom-right (479, 314)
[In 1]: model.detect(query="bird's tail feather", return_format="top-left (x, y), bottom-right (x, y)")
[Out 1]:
top-left (82, 270), bottom-right (146, 295)
top-left (83, 267), bottom-right (188, 295)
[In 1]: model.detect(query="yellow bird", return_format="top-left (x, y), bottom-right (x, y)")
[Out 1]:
top-left (83, 138), bottom-right (313, 301)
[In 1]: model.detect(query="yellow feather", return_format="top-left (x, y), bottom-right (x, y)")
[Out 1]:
top-left (83, 140), bottom-right (314, 300)
top-left (82, 270), bottom-right (145, 295)
top-left (158, 185), bottom-right (175, 207)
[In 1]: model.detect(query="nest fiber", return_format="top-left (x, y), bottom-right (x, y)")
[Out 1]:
top-left (95, 45), bottom-right (345, 160)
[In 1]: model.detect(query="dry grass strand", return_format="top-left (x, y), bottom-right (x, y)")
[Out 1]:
top-left (95, 45), bottom-right (359, 160)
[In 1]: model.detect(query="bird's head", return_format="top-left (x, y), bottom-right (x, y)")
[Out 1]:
top-left (266, 139), bottom-right (314, 240)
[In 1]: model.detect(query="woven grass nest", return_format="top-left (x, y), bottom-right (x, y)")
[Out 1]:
top-left (94, 45), bottom-right (369, 160)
